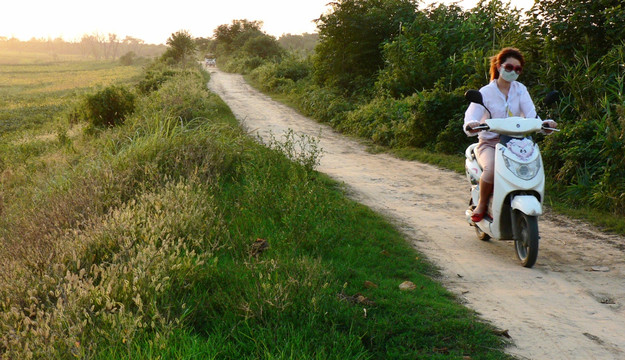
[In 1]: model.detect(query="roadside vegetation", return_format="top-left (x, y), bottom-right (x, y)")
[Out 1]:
top-left (0, 37), bottom-right (512, 358)
top-left (207, 0), bottom-right (625, 235)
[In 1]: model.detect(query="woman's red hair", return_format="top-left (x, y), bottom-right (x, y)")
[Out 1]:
top-left (490, 47), bottom-right (525, 80)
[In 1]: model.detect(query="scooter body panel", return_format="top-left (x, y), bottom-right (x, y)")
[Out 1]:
top-left (467, 135), bottom-right (545, 241)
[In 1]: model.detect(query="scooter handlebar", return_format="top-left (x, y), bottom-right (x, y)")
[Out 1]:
top-left (465, 124), bottom-right (490, 132)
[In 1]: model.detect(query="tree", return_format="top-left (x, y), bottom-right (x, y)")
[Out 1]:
top-left (105, 33), bottom-right (120, 59)
top-left (278, 33), bottom-right (319, 54)
top-left (312, 0), bottom-right (418, 94)
top-left (213, 19), bottom-right (264, 56)
top-left (123, 36), bottom-right (144, 56)
top-left (195, 37), bottom-right (213, 56)
top-left (528, 0), bottom-right (625, 63)
top-left (242, 35), bottom-right (283, 59)
top-left (162, 30), bottom-right (197, 64)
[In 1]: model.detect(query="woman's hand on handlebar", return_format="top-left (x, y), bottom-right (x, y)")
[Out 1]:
top-left (541, 119), bottom-right (558, 134)
top-left (465, 121), bottom-right (483, 133)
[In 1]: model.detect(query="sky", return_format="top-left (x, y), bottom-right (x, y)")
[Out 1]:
top-left (1, 0), bottom-right (536, 45)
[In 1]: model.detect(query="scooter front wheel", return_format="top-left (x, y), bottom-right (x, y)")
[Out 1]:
top-left (514, 212), bottom-right (539, 268)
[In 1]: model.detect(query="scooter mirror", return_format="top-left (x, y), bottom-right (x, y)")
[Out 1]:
top-left (544, 90), bottom-right (559, 106)
top-left (465, 90), bottom-right (484, 106)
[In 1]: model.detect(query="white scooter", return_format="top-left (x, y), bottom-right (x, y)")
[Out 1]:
top-left (463, 90), bottom-right (558, 268)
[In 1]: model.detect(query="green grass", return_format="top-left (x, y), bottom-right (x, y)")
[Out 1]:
top-left (0, 58), bottom-right (512, 359)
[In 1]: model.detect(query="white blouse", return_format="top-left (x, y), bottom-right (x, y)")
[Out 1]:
top-left (464, 80), bottom-right (538, 140)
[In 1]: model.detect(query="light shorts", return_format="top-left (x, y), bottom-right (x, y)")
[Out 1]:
top-left (475, 137), bottom-right (499, 184)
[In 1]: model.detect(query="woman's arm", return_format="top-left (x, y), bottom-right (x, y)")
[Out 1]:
top-left (464, 102), bottom-right (485, 136)
top-left (518, 84), bottom-right (538, 119)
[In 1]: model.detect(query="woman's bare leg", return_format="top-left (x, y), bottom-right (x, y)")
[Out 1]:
top-left (474, 178), bottom-right (493, 215)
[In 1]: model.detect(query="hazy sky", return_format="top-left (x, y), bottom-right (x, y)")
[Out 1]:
top-left (1, 0), bottom-right (536, 45)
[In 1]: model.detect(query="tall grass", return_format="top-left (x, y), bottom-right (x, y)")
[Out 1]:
top-left (0, 60), bottom-right (512, 359)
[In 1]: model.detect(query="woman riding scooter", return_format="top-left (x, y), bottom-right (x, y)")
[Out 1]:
top-left (464, 47), bottom-right (557, 222)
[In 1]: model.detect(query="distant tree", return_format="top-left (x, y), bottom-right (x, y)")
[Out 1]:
top-left (105, 33), bottom-right (120, 59)
top-left (242, 35), bottom-right (283, 59)
top-left (123, 36), bottom-right (144, 56)
top-left (278, 33), bottom-right (319, 54)
top-left (161, 30), bottom-right (197, 64)
top-left (195, 37), bottom-right (213, 56)
top-left (80, 32), bottom-right (106, 59)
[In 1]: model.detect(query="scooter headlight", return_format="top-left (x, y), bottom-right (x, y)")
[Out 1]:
top-left (503, 154), bottom-right (541, 180)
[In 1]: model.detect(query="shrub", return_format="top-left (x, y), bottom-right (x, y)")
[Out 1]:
top-left (119, 51), bottom-right (136, 66)
top-left (136, 62), bottom-right (178, 94)
top-left (134, 72), bottom-right (218, 123)
top-left (84, 85), bottom-right (136, 128)
top-left (224, 55), bottom-right (266, 74)
top-left (340, 96), bottom-right (415, 147)
top-left (294, 84), bottom-right (355, 123)
top-left (409, 87), bottom-right (466, 149)
top-left (249, 55), bottom-right (311, 94)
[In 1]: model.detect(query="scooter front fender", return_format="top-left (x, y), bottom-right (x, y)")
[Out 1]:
top-left (511, 195), bottom-right (542, 216)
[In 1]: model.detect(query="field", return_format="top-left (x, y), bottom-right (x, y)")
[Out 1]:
top-left (0, 52), bottom-right (143, 135)
top-left (0, 53), bottom-right (512, 359)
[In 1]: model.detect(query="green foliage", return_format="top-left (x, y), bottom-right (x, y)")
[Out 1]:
top-left (294, 83), bottom-right (356, 123)
top-left (409, 87), bottom-right (466, 150)
top-left (377, 1), bottom-right (521, 98)
top-left (340, 95), bottom-right (416, 147)
top-left (242, 34), bottom-right (283, 60)
top-left (539, 44), bottom-right (625, 213)
top-left (161, 30), bottom-right (197, 64)
top-left (83, 84), bottom-right (136, 128)
top-left (134, 71), bottom-right (217, 123)
top-left (213, 19), bottom-right (264, 54)
top-left (136, 61), bottom-right (179, 94)
top-left (233, 0), bottom-right (625, 219)
top-left (211, 19), bottom-right (284, 74)
top-left (277, 33), bottom-right (319, 54)
top-left (119, 51), bottom-right (136, 65)
top-left (313, 0), bottom-right (418, 93)
top-left (248, 54), bottom-right (311, 93)
top-left (529, 0), bottom-right (625, 63)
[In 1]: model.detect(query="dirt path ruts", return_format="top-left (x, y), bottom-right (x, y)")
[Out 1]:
top-left (207, 69), bottom-right (625, 360)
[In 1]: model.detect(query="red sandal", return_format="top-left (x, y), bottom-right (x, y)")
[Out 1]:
top-left (471, 212), bottom-right (485, 222)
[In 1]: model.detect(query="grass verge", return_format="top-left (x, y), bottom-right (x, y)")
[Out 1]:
top-left (0, 59), bottom-right (512, 359)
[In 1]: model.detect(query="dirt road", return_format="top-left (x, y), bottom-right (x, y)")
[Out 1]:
top-left (207, 69), bottom-right (625, 360)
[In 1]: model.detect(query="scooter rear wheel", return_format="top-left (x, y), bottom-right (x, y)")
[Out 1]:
top-left (514, 213), bottom-right (539, 268)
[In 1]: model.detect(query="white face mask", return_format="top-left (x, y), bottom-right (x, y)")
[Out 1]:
top-left (500, 66), bottom-right (519, 82)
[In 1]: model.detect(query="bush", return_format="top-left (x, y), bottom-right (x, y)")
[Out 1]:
top-left (84, 85), bottom-right (136, 128)
top-left (134, 71), bottom-right (220, 123)
top-left (223, 55), bottom-right (266, 74)
top-left (136, 62), bottom-right (179, 94)
top-left (340, 96), bottom-right (415, 147)
top-left (293, 84), bottom-right (355, 123)
top-left (409, 87), bottom-right (466, 149)
top-left (249, 55), bottom-right (311, 94)
top-left (119, 51), bottom-right (136, 66)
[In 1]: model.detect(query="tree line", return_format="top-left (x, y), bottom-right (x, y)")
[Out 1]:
top-left (0, 34), bottom-right (166, 60)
